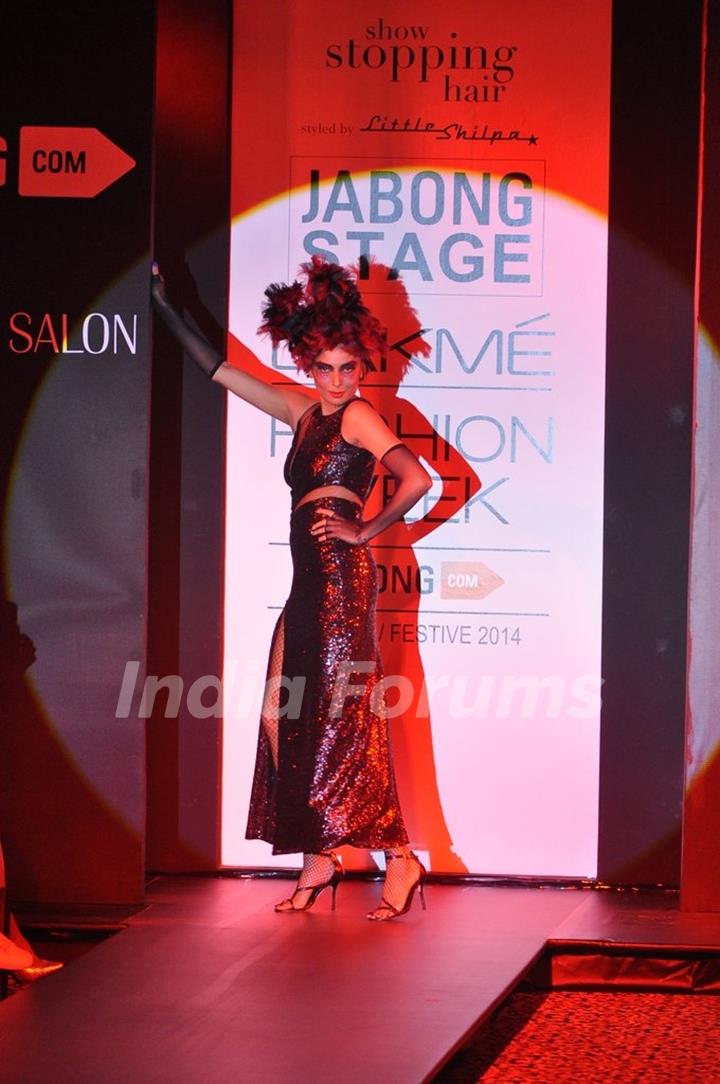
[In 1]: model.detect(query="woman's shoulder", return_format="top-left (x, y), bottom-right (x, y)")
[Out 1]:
top-left (342, 396), bottom-right (377, 418)
top-left (341, 397), bottom-right (400, 459)
top-left (340, 397), bottom-right (379, 434)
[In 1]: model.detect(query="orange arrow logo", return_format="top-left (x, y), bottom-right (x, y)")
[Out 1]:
top-left (18, 127), bottom-right (135, 198)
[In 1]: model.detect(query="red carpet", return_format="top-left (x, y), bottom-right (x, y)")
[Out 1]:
top-left (435, 989), bottom-right (720, 1083)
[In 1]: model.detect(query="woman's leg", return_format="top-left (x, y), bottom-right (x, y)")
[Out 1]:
top-left (366, 847), bottom-right (427, 921)
top-left (274, 852), bottom-right (342, 912)
top-left (260, 611), bottom-right (285, 770)
top-left (261, 611), bottom-right (343, 912)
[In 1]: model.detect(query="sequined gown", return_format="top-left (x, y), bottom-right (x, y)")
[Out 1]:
top-left (245, 399), bottom-right (409, 855)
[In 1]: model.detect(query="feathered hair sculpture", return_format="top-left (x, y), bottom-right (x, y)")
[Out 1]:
top-left (258, 256), bottom-right (386, 373)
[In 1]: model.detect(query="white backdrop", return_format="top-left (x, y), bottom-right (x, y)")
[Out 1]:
top-left (222, 1), bottom-right (611, 876)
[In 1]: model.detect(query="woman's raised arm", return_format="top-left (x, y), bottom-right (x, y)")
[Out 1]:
top-left (151, 265), bottom-right (314, 427)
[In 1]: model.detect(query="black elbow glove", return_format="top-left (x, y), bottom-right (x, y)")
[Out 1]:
top-left (358, 444), bottom-right (432, 543)
top-left (151, 267), bottom-right (224, 378)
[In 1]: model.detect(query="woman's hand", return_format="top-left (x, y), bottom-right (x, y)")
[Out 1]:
top-left (150, 261), bottom-right (226, 378)
top-left (151, 261), bottom-right (168, 306)
top-left (309, 507), bottom-right (365, 545)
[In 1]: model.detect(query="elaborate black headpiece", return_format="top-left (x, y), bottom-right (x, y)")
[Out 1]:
top-left (258, 256), bottom-right (385, 373)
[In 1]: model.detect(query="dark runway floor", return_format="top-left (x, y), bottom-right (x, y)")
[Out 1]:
top-left (2, 876), bottom-right (720, 1083)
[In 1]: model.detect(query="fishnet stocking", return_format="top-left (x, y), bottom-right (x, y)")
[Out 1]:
top-left (261, 611), bottom-right (285, 769)
top-left (274, 852), bottom-right (340, 912)
top-left (366, 847), bottom-right (426, 920)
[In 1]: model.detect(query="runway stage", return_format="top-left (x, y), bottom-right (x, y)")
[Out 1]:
top-left (1, 877), bottom-right (719, 1083)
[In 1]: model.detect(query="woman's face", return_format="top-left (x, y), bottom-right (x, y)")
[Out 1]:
top-left (311, 346), bottom-right (365, 411)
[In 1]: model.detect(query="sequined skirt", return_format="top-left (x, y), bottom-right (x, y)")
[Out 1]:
top-left (245, 496), bottom-right (408, 855)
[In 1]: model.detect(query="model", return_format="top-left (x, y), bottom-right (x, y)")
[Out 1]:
top-left (152, 258), bottom-right (431, 920)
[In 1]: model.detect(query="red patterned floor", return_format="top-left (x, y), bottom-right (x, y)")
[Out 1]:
top-left (435, 989), bottom-right (720, 1083)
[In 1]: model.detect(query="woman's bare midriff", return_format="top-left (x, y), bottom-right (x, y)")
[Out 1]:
top-left (294, 485), bottom-right (363, 512)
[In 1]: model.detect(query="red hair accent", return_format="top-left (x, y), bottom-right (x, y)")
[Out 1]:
top-left (259, 256), bottom-right (386, 373)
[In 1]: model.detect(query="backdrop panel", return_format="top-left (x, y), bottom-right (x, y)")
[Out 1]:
top-left (682, 0), bottom-right (720, 911)
top-left (223, 0), bottom-right (611, 875)
top-left (597, 0), bottom-right (702, 887)
top-left (146, 0), bottom-right (230, 874)
top-left (0, 5), bottom-right (155, 904)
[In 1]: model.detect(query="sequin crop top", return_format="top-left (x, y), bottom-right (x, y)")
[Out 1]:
top-left (284, 400), bottom-right (376, 507)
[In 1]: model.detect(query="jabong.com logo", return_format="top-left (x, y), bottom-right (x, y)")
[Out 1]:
top-left (116, 660), bottom-right (602, 722)
top-left (440, 561), bottom-right (504, 599)
top-left (376, 560), bottom-right (504, 599)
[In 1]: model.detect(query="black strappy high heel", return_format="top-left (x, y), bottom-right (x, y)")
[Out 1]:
top-left (274, 852), bottom-right (343, 913)
top-left (366, 851), bottom-right (427, 921)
